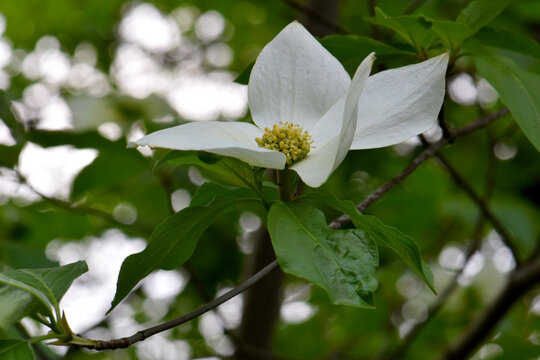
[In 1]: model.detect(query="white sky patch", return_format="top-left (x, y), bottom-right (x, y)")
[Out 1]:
top-left (166, 72), bottom-right (247, 121)
top-left (119, 3), bottom-right (181, 53)
top-left (47, 229), bottom-right (147, 333)
top-left (477, 78), bottom-right (498, 108)
top-left (493, 141), bottom-right (517, 161)
top-left (74, 42), bottom-right (97, 66)
top-left (0, 38), bottom-right (12, 68)
top-left (396, 273), bottom-right (423, 298)
top-left (448, 73), bottom-right (477, 106)
top-left (215, 287), bottom-right (243, 329)
top-left (280, 301), bottom-right (316, 324)
top-left (171, 189), bottom-right (191, 212)
top-left (0, 118), bottom-right (15, 145)
top-left (137, 335), bottom-right (191, 360)
top-left (98, 121), bottom-right (123, 141)
top-left (18, 142), bottom-right (97, 199)
top-left (0, 167), bottom-right (40, 204)
top-left (438, 245), bottom-right (465, 271)
top-left (0, 69), bottom-right (10, 90)
top-left (195, 11), bottom-right (225, 42)
top-left (141, 269), bottom-right (188, 300)
top-left (238, 212), bottom-right (261, 233)
top-left (205, 42), bottom-right (233, 68)
top-left (112, 202), bottom-right (138, 225)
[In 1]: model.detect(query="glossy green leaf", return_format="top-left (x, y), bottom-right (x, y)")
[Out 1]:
top-left (109, 198), bottom-right (239, 312)
top-left (268, 202), bottom-right (378, 307)
top-left (0, 339), bottom-right (35, 360)
top-left (473, 27), bottom-right (540, 60)
top-left (429, 19), bottom-right (472, 52)
top-left (190, 182), bottom-right (275, 207)
top-left (234, 61), bottom-right (254, 85)
top-left (373, 8), bottom-right (437, 52)
top-left (0, 261), bottom-right (87, 330)
top-left (296, 193), bottom-right (435, 293)
top-left (456, 0), bottom-right (511, 34)
top-left (320, 34), bottom-right (415, 72)
top-left (163, 151), bottom-right (264, 196)
top-left (465, 40), bottom-right (540, 152)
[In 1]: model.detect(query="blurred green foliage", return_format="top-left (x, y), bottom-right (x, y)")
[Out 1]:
top-left (0, 0), bottom-right (539, 359)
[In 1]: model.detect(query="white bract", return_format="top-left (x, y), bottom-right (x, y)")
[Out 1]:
top-left (131, 21), bottom-right (448, 187)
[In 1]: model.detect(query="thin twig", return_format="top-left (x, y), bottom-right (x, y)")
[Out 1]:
top-left (403, 0), bottom-right (427, 14)
top-left (379, 130), bottom-right (497, 360)
top-left (91, 260), bottom-right (279, 350)
top-left (328, 108), bottom-right (509, 230)
top-left (439, 256), bottom-right (540, 360)
top-left (15, 171), bottom-right (154, 235)
top-left (280, 0), bottom-right (349, 34)
top-left (433, 154), bottom-right (521, 265)
top-left (75, 109), bottom-right (508, 350)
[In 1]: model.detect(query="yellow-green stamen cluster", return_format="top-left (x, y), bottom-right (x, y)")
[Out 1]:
top-left (256, 122), bottom-right (313, 165)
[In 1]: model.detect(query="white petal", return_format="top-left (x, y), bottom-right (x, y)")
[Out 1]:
top-left (132, 121), bottom-right (286, 169)
top-left (351, 52), bottom-right (449, 150)
top-left (248, 21), bottom-right (350, 131)
top-left (292, 54), bottom-right (376, 188)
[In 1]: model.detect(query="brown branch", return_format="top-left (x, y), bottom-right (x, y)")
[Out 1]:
top-left (280, 0), bottom-right (349, 34)
top-left (90, 259), bottom-right (279, 350)
top-left (403, 0), bottom-right (427, 14)
top-left (382, 213), bottom-right (486, 360)
top-left (379, 130), bottom-right (497, 360)
top-left (439, 256), bottom-right (540, 360)
top-left (433, 153), bottom-right (521, 265)
top-left (328, 108), bottom-right (509, 230)
top-left (15, 171), bottom-right (154, 235)
top-left (74, 109), bottom-right (509, 351)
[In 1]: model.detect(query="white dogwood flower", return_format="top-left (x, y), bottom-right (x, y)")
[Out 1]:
top-left (130, 21), bottom-right (448, 187)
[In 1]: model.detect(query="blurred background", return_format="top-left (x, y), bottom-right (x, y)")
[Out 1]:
top-left (0, 0), bottom-right (539, 359)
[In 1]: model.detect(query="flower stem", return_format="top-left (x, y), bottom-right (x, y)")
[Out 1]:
top-left (277, 169), bottom-right (292, 201)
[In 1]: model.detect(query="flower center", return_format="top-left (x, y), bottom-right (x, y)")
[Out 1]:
top-left (256, 122), bottom-right (313, 165)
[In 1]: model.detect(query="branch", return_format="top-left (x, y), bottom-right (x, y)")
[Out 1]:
top-left (15, 171), bottom-right (154, 235)
top-left (439, 255), bottom-right (540, 360)
top-left (328, 108), bottom-right (509, 229)
top-left (75, 109), bottom-right (509, 351)
top-left (280, 0), bottom-right (349, 34)
top-left (403, 0), bottom-right (427, 14)
top-left (90, 260), bottom-right (279, 350)
top-left (433, 153), bottom-right (521, 265)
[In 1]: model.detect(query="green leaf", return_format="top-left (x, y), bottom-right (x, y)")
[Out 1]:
top-left (268, 202), bottom-right (378, 307)
top-left (456, 0), bottom-right (511, 34)
top-left (0, 261), bottom-right (88, 330)
top-left (109, 198), bottom-right (239, 312)
top-left (296, 194), bottom-right (436, 293)
top-left (190, 182), bottom-right (275, 207)
top-left (464, 40), bottom-right (540, 152)
top-left (373, 8), bottom-right (437, 52)
top-left (234, 62), bottom-right (254, 85)
top-left (473, 27), bottom-right (540, 60)
top-left (320, 34), bottom-right (416, 72)
top-left (429, 19), bottom-right (472, 52)
top-left (0, 339), bottom-right (35, 360)
top-left (162, 151), bottom-right (264, 196)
